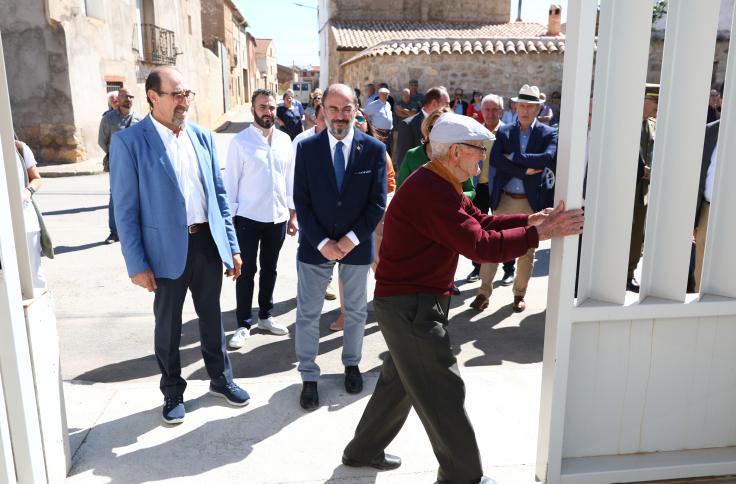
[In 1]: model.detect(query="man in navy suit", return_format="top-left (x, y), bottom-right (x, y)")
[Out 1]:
top-left (293, 83), bottom-right (387, 410)
top-left (469, 84), bottom-right (558, 313)
top-left (111, 67), bottom-right (250, 425)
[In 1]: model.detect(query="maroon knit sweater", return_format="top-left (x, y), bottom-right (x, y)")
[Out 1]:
top-left (375, 166), bottom-right (540, 297)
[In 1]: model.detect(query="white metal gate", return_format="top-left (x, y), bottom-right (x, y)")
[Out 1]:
top-left (536, 0), bottom-right (736, 482)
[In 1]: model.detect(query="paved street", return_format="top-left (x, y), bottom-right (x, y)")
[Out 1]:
top-left (36, 114), bottom-right (553, 483)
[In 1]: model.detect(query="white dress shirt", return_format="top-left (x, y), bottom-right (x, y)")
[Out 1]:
top-left (289, 126), bottom-right (318, 209)
top-left (150, 116), bottom-right (208, 226)
top-left (317, 129), bottom-right (359, 250)
top-left (224, 125), bottom-right (292, 223)
top-left (704, 142), bottom-right (717, 202)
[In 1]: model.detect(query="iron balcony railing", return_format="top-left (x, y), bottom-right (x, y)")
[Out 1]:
top-left (141, 23), bottom-right (177, 65)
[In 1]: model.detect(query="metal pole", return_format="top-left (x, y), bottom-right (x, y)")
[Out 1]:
top-left (0, 30), bottom-right (49, 484)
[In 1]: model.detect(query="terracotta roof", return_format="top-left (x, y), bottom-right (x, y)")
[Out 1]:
top-left (341, 38), bottom-right (566, 66)
top-left (332, 20), bottom-right (559, 50)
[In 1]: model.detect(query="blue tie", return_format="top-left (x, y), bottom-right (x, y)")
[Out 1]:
top-left (334, 141), bottom-right (346, 191)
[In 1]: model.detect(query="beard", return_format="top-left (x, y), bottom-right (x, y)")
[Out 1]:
top-left (328, 117), bottom-right (354, 138)
top-left (171, 107), bottom-right (187, 127)
top-left (254, 112), bottom-right (274, 129)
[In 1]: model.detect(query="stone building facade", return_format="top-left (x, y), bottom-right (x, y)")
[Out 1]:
top-left (255, 39), bottom-right (278, 93)
top-left (0, 0), bottom-right (251, 163)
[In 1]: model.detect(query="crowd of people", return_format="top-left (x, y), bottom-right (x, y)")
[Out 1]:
top-left (5, 64), bottom-right (717, 483)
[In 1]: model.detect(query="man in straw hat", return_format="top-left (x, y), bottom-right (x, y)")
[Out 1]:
top-left (470, 84), bottom-right (559, 313)
top-left (341, 112), bottom-right (584, 482)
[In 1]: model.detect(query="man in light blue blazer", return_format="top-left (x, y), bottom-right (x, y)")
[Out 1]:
top-left (111, 67), bottom-right (249, 425)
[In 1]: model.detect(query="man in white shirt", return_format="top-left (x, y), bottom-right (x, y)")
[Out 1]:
top-left (111, 67), bottom-right (249, 425)
top-left (224, 90), bottom-right (292, 349)
top-left (694, 119), bottom-right (720, 291)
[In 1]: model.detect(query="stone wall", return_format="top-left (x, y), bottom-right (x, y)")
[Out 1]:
top-left (647, 39), bottom-right (730, 89)
top-left (2, 0), bottom-right (228, 163)
top-left (329, 0), bottom-right (509, 24)
top-left (340, 52), bottom-right (565, 104)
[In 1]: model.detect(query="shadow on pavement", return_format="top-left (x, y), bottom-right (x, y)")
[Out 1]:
top-left (215, 121), bottom-right (251, 133)
top-left (43, 204), bottom-right (108, 216)
top-left (68, 385), bottom-right (309, 482)
top-left (55, 241), bottom-right (108, 255)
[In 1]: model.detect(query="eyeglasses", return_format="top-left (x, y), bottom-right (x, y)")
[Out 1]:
top-left (158, 90), bottom-right (196, 102)
top-left (120, 94), bottom-right (135, 100)
top-left (326, 105), bottom-right (355, 116)
top-left (457, 143), bottom-right (487, 155)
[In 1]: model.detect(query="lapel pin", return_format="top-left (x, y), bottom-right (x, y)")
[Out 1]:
top-left (356, 144), bottom-right (362, 152)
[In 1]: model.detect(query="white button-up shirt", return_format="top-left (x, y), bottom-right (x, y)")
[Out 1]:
top-left (289, 126), bottom-right (318, 209)
top-left (150, 116), bottom-right (208, 226)
top-left (224, 125), bottom-right (292, 224)
top-left (316, 129), bottom-right (359, 250)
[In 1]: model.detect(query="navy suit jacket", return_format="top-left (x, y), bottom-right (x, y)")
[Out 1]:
top-left (110, 115), bottom-right (239, 279)
top-left (293, 127), bottom-right (387, 265)
top-left (490, 121), bottom-right (558, 212)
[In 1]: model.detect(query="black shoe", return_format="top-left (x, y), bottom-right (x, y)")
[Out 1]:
top-left (499, 271), bottom-right (515, 286)
top-left (300, 381), bottom-right (319, 410)
top-left (344, 365), bottom-right (363, 394)
top-left (342, 452), bottom-right (402, 470)
top-left (104, 232), bottom-right (119, 244)
top-left (466, 269), bottom-right (480, 282)
top-left (627, 277), bottom-right (640, 293)
top-left (451, 284), bottom-right (461, 295)
top-left (162, 395), bottom-right (185, 424)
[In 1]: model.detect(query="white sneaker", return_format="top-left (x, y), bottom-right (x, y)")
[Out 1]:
top-left (325, 282), bottom-right (337, 300)
top-left (228, 327), bottom-right (250, 349)
top-left (257, 317), bottom-right (289, 336)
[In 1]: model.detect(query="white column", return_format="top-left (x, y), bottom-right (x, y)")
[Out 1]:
top-left (640, 0), bottom-right (721, 301)
top-left (576, 0), bottom-right (654, 305)
top-left (700, 1), bottom-right (736, 299)
top-left (0, 369), bottom-right (17, 483)
top-left (536, 0), bottom-right (597, 482)
top-left (0, 33), bottom-right (48, 484)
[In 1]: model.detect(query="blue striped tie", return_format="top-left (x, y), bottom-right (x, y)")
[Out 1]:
top-left (334, 141), bottom-right (346, 191)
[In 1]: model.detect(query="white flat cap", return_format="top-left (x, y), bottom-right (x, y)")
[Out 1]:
top-left (378, 87), bottom-right (390, 94)
top-left (429, 113), bottom-right (495, 143)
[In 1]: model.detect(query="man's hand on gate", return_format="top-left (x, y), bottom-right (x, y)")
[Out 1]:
top-left (131, 269), bottom-right (157, 292)
top-left (528, 207), bottom-right (555, 226)
top-left (320, 241), bottom-right (345, 261)
top-left (535, 200), bottom-right (585, 241)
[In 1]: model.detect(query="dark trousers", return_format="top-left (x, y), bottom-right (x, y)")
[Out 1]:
top-left (344, 293), bottom-right (483, 482)
top-left (108, 173), bottom-right (116, 234)
top-left (472, 184), bottom-right (514, 275)
top-left (153, 228), bottom-right (233, 398)
top-left (234, 216), bottom-right (287, 328)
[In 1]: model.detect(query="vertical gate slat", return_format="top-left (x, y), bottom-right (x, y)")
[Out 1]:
top-left (577, 0), bottom-right (654, 305)
top-left (640, 0), bottom-right (721, 302)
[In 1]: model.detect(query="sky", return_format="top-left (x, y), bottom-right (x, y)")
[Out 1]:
top-left (235, 0), bottom-right (569, 68)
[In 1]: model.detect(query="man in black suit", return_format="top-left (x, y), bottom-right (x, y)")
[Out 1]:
top-left (450, 88), bottom-right (469, 116)
top-left (293, 83), bottom-right (387, 410)
top-left (394, 86), bottom-right (450, 170)
top-left (693, 120), bottom-right (720, 291)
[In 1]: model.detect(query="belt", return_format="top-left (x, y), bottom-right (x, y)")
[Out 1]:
top-left (502, 190), bottom-right (527, 200)
top-left (188, 222), bottom-right (208, 234)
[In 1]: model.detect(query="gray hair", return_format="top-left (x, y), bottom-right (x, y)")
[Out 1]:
top-left (481, 93), bottom-right (504, 110)
top-left (430, 141), bottom-right (453, 158)
top-left (107, 90), bottom-right (118, 108)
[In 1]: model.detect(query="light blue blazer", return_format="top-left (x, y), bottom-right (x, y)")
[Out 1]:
top-left (110, 115), bottom-right (239, 279)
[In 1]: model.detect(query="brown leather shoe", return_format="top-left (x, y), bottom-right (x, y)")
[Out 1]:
top-left (469, 294), bottom-right (489, 310)
top-left (513, 296), bottom-right (526, 313)
top-left (329, 313), bottom-right (345, 331)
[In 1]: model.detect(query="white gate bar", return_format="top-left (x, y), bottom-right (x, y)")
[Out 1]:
top-left (576, 0), bottom-right (654, 305)
top-left (639, 0), bottom-right (721, 302)
top-left (700, 1), bottom-right (736, 299)
top-left (536, 0), bottom-right (597, 482)
top-left (0, 368), bottom-right (17, 483)
top-left (0, 32), bottom-right (48, 484)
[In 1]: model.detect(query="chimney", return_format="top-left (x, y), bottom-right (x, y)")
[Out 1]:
top-left (548, 3), bottom-right (562, 36)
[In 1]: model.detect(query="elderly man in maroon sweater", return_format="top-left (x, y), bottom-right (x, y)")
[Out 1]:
top-left (341, 113), bottom-right (584, 483)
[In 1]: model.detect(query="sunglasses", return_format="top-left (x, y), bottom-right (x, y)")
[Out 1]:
top-left (356, 115), bottom-right (366, 123)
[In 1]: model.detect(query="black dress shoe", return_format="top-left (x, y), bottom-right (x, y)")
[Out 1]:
top-left (627, 277), bottom-right (640, 293)
top-left (344, 365), bottom-right (363, 394)
top-left (499, 271), bottom-right (515, 286)
top-left (342, 452), bottom-right (402, 470)
top-left (300, 381), bottom-right (319, 410)
top-left (466, 269), bottom-right (480, 282)
top-left (451, 284), bottom-right (461, 295)
top-left (104, 232), bottom-right (119, 244)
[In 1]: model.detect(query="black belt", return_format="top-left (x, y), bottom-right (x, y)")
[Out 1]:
top-left (502, 190), bottom-right (527, 200)
top-left (188, 222), bottom-right (208, 235)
